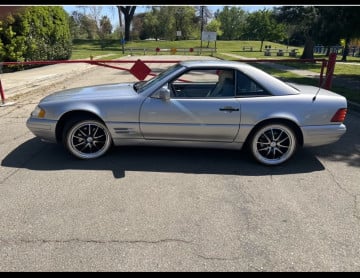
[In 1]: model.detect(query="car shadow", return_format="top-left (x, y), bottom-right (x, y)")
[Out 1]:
top-left (1, 138), bottom-right (325, 179)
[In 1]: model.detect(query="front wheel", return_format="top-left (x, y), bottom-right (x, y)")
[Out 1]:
top-left (63, 118), bottom-right (112, 159)
top-left (249, 123), bottom-right (298, 166)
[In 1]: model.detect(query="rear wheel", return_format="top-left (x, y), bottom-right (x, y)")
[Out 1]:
top-left (249, 123), bottom-right (297, 166)
top-left (63, 118), bottom-right (112, 159)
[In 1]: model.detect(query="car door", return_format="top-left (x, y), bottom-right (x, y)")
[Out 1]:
top-left (139, 68), bottom-right (241, 142)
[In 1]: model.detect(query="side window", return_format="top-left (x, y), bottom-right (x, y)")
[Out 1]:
top-left (170, 69), bottom-right (235, 98)
top-left (236, 71), bottom-right (269, 97)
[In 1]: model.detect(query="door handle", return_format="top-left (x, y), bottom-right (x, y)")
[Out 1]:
top-left (219, 106), bottom-right (239, 112)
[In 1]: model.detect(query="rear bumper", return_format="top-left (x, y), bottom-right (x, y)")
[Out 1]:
top-left (301, 124), bottom-right (346, 147)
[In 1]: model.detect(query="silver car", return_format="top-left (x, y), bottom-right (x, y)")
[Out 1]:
top-left (27, 60), bottom-right (347, 166)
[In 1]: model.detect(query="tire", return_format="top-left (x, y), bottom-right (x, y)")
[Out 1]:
top-left (63, 118), bottom-right (112, 159)
top-left (249, 122), bottom-right (297, 166)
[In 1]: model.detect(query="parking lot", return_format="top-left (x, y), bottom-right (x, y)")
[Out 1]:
top-left (0, 56), bottom-right (360, 271)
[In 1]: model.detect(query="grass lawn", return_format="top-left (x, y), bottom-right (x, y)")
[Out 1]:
top-left (71, 39), bottom-right (360, 104)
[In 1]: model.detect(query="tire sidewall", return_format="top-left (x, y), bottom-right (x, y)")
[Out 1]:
top-left (63, 118), bottom-right (112, 159)
top-left (250, 123), bottom-right (297, 166)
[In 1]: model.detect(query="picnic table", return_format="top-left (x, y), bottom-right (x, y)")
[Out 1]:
top-left (264, 48), bottom-right (298, 57)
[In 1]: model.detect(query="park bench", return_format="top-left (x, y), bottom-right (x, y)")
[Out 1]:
top-left (125, 48), bottom-right (148, 55)
top-left (242, 46), bottom-right (253, 51)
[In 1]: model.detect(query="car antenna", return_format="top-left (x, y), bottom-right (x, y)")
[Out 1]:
top-left (312, 87), bottom-right (321, 102)
top-left (313, 76), bottom-right (326, 102)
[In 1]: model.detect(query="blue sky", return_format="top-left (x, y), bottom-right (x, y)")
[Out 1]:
top-left (63, 5), bottom-right (279, 28)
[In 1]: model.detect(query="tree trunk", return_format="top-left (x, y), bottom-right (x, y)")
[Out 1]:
top-left (117, 6), bottom-right (136, 42)
top-left (341, 38), bottom-right (350, 62)
top-left (260, 40), bottom-right (264, 52)
top-left (300, 36), bottom-right (315, 60)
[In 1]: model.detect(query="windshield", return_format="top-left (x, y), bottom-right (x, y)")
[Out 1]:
top-left (135, 63), bottom-right (182, 93)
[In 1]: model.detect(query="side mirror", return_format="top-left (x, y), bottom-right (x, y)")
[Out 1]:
top-left (152, 87), bottom-right (171, 101)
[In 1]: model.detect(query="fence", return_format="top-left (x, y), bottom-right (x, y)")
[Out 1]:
top-left (314, 45), bottom-right (360, 57)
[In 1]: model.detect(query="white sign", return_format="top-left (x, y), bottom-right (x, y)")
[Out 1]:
top-left (202, 31), bottom-right (217, 42)
top-left (176, 31), bottom-right (182, 37)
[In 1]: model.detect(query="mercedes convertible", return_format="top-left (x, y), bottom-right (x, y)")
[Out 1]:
top-left (27, 60), bottom-right (347, 166)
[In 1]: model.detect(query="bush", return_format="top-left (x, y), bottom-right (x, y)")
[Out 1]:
top-left (0, 6), bottom-right (72, 71)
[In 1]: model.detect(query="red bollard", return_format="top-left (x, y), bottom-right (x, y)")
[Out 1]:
top-left (0, 79), bottom-right (15, 107)
top-left (0, 79), bottom-right (5, 105)
top-left (323, 53), bottom-right (337, 90)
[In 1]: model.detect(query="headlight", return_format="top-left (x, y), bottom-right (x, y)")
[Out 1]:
top-left (31, 106), bottom-right (46, 118)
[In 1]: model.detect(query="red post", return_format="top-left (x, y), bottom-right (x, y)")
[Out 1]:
top-left (0, 79), bottom-right (5, 105)
top-left (323, 53), bottom-right (337, 90)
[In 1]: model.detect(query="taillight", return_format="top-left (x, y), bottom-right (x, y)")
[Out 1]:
top-left (331, 108), bottom-right (347, 122)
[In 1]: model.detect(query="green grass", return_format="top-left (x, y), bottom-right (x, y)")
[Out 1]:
top-left (71, 39), bottom-right (360, 104)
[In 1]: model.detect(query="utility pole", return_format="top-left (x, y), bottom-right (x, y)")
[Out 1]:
top-left (200, 6), bottom-right (204, 55)
top-left (117, 6), bottom-right (125, 54)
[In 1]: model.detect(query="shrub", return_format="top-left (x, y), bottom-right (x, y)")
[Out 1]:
top-left (0, 6), bottom-right (72, 71)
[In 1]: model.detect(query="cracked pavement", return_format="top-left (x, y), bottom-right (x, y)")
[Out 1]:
top-left (0, 56), bottom-right (360, 271)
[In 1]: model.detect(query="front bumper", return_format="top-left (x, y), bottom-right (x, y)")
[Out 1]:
top-left (301, 124), bottom-right (346, 147)
top-left (26, 117), bottom-right (58, 143)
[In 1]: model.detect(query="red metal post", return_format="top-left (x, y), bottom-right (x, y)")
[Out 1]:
top-left (323, 53), bottom-right (337, 90)
top-left (319, 59), bottom-right (327, 87)
top-left (0, 79), bottom-right (5, 105)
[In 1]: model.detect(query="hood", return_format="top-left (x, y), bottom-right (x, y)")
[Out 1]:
top-left (41, 83), bottom-right (136, 103)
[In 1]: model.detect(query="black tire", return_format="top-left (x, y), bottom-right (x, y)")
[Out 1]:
top-left (248, 122), bottom-right (298, 166)
top-left (62, 117), bottom-right (112, 159)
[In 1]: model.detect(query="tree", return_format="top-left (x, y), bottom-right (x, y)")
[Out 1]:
top-left (143, 7), bottom-right (162, 40)
top-left (205, 19), bottom-right (222, 47)
top-left (196, 6), bottom-right (212, 27)
top-left (174, 6), bottom-right (198, 40)
top-left (99, 16), bottom-right (112, 38)
top-left (131, 13), bottom-right (146, 40)
top-left (116, 6), bottom-right (136, 42)
top-left (216, 6), bottom-right (247, 40)
top-left (98, 16), bottom-right (113, 49)
top-left (274, 6), bottom-right (318, 59)
top-left (245, 9), bottom-right (286, 51)
top-left (315, 6), bottom-right (360, 61)
top-left (197, 6), bottom-right (212, 42)
top-left (142, 6), bottom-right (199, 41)
top-left (206, 19), bottom-right (222, 36)
top-left (0, 6), bottom-right (24, 19)
top-left (69, 11), bottom-right (98, 39)
top-left (0, 6), bottom-right (72, 65)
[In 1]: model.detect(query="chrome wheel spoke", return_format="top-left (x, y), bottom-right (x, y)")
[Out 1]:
top-left (253, 125), bottom-right (296, 165)
top-left (68, 120), bottom-right (111, 159)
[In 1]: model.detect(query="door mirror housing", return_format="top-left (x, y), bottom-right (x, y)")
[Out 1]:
top-left (152, 87), bottom-right (171, 101)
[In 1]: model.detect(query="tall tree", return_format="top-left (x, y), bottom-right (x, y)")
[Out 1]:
top-left (216, 6), bottom-right (247, 40)
top-left (315, 6), bottom-right (360, 61)
top-left (173, 6), bottom-right (198, 40)
top-left (245, 9), bottom-right (286, 51)
top-left (116, 6), bottom-right (136, 42)
top-left (0, 6), bottom-right (71, 64)
top-left (98, 15), bottom-right (113, 49)
top-left (274, 6), bottom-right (318, 59)
top-left (142, 6), bottom-right (199, 41)
top-left (143, 7), bottom-right (162, 40)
